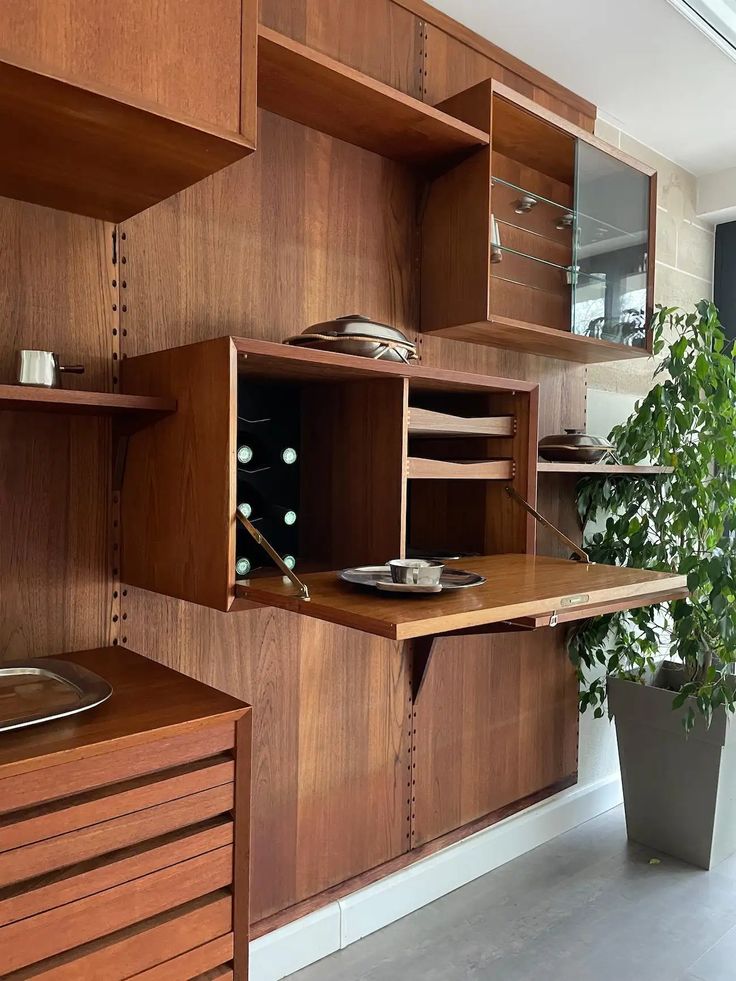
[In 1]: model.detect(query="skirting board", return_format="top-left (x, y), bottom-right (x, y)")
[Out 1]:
top-left (249, 774), bottom-right (623, 981)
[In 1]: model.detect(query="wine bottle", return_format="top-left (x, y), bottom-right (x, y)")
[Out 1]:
top-left (235, 556), bottom-right (251, 577)
top-left (236, 435), bottom-right (298, 469)
top-left (236, 483), bottom-right (296, 527)
top-left (272, 505), bottom-right (297, 526)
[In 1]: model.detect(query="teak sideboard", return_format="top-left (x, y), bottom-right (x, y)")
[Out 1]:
top-left (0, 0), bottom-right (673, 942)
top-left (0, 648), bottom-right (250, 979)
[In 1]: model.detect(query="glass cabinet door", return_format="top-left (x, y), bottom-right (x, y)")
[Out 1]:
top-left (571, 141), bottom-right (650, 348)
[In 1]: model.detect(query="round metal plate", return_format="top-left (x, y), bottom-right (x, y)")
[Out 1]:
top-left (339, 566), bottom-right (485, 590)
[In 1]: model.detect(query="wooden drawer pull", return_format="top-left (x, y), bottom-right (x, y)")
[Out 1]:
top-left (0, 846), bottom-right (233, 974)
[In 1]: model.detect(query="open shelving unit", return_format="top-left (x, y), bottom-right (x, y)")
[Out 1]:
top-left (0, 384), bottom-right (176, 418)
top-left (119, 336), bottom-right (686, 639)
top-left (256, 26), bottom-right (489, 166)
top-left (0, 51), bottom-right (254, 221)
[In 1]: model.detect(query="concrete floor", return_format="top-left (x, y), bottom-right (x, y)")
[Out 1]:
top-left (289, 805), bottom-right (736, 981)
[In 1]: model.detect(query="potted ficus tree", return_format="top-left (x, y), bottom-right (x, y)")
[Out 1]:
top-left (570, 301), bottom-right (736, 869)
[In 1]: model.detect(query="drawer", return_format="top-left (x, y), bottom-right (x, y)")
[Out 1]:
top-left (0, 845), bottom-right (234, 974)
top-left (0, 754), bottom-right (234, 856)
top-left (0, 780), bottom-right (233, 888)
top-left (129, 934), bottom-right (233, 979)
top-left (3, 890), bottom-right (233, 980)
top-left (0, 722), bottom-right (236, 815)
top-left (0, 818), bottom-right (233, 926)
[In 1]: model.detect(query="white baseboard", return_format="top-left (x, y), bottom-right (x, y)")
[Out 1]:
top-left (249, 774), bottom-right (623, 981)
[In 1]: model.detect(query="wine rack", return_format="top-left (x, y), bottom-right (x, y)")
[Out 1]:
top-left (235, 379), bottom-right (300, 579)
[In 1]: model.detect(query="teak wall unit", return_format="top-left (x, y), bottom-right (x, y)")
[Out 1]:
top-left (0, 0), bottom-right (666, 939)
top-left (0, 648), bottom-right (251, 979)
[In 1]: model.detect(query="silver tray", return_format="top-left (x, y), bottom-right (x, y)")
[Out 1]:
top-left (340, 565), bottom-right (485, 591)
top-left (0, 658), bottom-right (113, 733)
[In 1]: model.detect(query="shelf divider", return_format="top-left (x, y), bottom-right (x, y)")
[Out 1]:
top-left (408, 408), bottom-right (514, 438)
top-left (407, 458), bottom-right (514, 480)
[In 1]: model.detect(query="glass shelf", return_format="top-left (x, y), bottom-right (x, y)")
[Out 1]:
top-left (491, 243), bottom-right (606, 284)
top-left (491, 176), bottom-right (646, 245)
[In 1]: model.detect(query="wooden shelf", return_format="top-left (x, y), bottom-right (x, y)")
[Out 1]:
top-left (407, 458), bottom-right (514, 480)
top-left (431, 317), bottom-right (651, 364)
top-left (257, 27), bottom-right (489, 166)
top-left (234, 554), bottom-right (687, 640)
top-left (0, 51), bottom-right (254, 221)
top-left (408, 407), bottom-right (514, 438)
top-left (0, 385), bottom-right (176, 417)
top-left (538, 462), bottom-right (673, 475)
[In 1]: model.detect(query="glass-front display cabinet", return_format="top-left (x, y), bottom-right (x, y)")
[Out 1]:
top-left (421, 79), bottom-right (656, 364)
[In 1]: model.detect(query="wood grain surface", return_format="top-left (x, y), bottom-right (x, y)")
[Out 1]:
top-left (257, 26), bottom-right (488, 166)
top-left (236, 554), bottom-right (686, 639)
top-left (412, 628), bottom-right (579, 845)
top-left (260, 0), bottom-right (423, 98)
top-left (0, 53), bottom-right (253, 221)
top-left (0, 0), bottom-right (245, 132)
top-left (0, 0), bottom-right (632, 935)
top-left (0, 200), bottom-right (113, 663)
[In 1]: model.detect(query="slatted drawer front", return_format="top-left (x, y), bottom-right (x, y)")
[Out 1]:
top-left (0, 722), bottom-right (236, 815)
top-left (0, 844), bottom-right (234, 974)
top-left (0, 754), bottom-right (234, 886)
top-left (129, 933), bottom-right (233, 979)
top-left (0, 818), bottom-right (234, 927)
top-left (3, 891), bottom-right (234, 980)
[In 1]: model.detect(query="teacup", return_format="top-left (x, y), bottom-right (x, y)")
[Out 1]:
top-left (388, 558), bottom-right (444, 586)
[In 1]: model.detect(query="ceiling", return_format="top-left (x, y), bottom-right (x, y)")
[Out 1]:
top-left (429, 0), bottom-right (736, 179)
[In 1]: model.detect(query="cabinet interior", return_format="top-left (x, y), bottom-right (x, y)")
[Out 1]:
top-left (406, 386), bottom-right (531, 559)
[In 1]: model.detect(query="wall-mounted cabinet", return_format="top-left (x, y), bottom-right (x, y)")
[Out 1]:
top-left (0, 0), bottom-right (256, 220)
top-left (121, 337), bottom-right (685, 637)
top-left (421, 80), bottom-right (656, 364)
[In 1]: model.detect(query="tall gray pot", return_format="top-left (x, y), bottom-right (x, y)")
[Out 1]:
top-left (609, 666), bottom-right (736, 869)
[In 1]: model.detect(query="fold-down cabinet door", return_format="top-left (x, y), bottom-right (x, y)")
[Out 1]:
top-left (234, 554), bottom-right (687, 639)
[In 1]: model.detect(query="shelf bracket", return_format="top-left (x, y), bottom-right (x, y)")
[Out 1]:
top-left (410, 636), bottom-right (436, 702)
top-left (235, 509), bottom-right (310, 601)
top-left (505, 486), bottom-right (590, 563)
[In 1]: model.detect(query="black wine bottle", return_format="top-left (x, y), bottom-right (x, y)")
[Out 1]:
top-left (236, 433), bottom-right (298, 469)
top-left (236, 482), bottom-right (296, 527)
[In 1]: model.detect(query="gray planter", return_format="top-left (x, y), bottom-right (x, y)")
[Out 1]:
top-left (609, 666), bottom-right (736, 869)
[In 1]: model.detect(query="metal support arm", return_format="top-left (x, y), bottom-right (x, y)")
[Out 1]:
top-left (235, 509), bottom-right (310, 600)
top-left (505, 486), bottom-right (590, 563)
